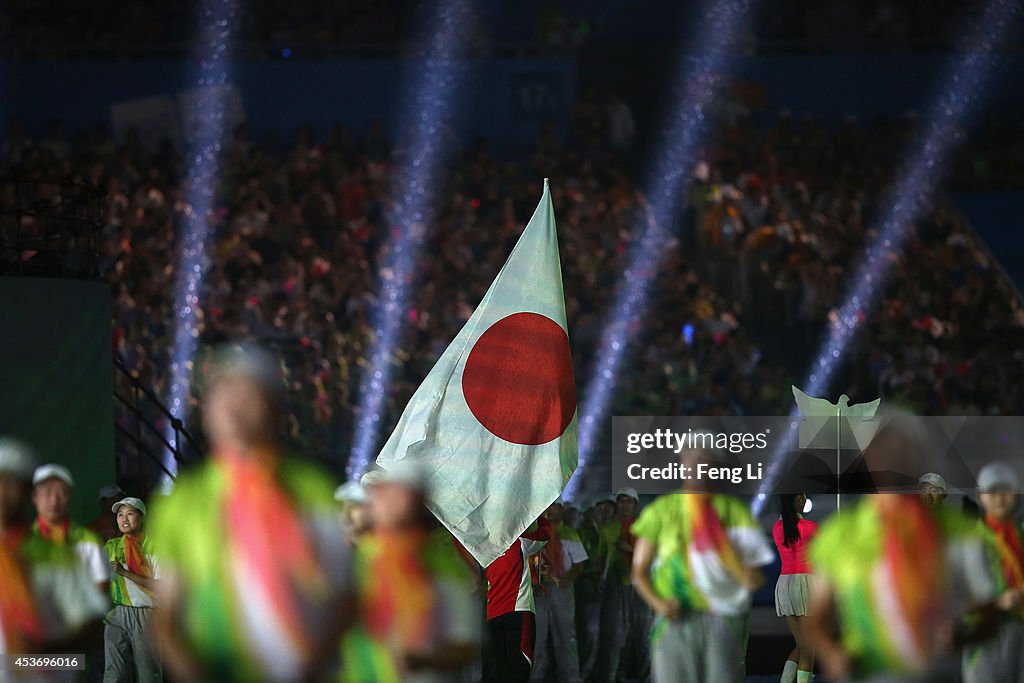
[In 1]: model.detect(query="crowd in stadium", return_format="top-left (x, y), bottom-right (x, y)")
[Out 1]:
top-left (2, 90), bottom-right (1022, 469)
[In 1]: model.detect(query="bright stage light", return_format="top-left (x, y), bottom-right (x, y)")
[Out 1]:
top-left (753, 0), bottom-right (1019, 515)
top-left (566, 0), bottom-right (757, 499)
top-left (164, 0), bottom-right (239, 479)
top-left (348, 0), bottom-right (473, 478)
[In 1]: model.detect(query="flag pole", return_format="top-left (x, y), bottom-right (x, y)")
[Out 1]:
top-left (836, 405), bottom-right (841, 515)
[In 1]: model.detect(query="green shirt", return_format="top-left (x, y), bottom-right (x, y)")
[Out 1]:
top-left (14, 533), bottom-right (109, 647)
top-left (630, 493), bottom-right (774, 615)
top-left (810, 500), bottom-right (998, 678)
top-left (598, 518), bottom-right (635, 586)
top-left (341, 527), bottom-right (479, 683)
top-left (148, 456), bottom-right (350, 683)
top-left (105, 535), bottom-right (159, 608)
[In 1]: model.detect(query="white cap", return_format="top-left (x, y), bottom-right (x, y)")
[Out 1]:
top-left (917, 473), bottom-right (947, 493)
top-left (596, 494), bottom-right (617, 506)
top-left (0, 439), bottom-right (37, 480)
top-left (98, 484), bottom-right (126, 501)
top-left (615, 487), bottom-right (640, 502)
top-left (977, 462), bottom-right (1020, 494)
top-left (111, 497), bottom-right (147, 516)
top-left (33, 463), bottom-right (74, 488)
top-left (208, 344), bottom-right (284, 398)
top-left (334, 481), bottom-right (369, 505)
top-left (375, 460), bottom-right (429, 492)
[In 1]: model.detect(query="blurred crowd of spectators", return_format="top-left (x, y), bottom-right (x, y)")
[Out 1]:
top-left (1, 92), bottom-right (1022, 478)
top-left (2, 0), bottom-right (1020, 59)
top-left (693, 110), bottom-right (1024, 415)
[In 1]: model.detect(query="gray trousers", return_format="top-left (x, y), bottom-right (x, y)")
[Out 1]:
top-left (103, 605), bottom-right (162, 683)
top-left (598, 584), bottom-right (651, 683)
top-left (531, 583), bottom-right (582, 683)
top-left (575, 579), bottom-right (601, 682)
top-left (963, 618), bottom-right (1024, 683)
top-left (650, 612), bottom-right (745, 683)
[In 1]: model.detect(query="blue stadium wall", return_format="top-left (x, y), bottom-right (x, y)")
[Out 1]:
top-left (2, 55), bottom-right (1022, 150)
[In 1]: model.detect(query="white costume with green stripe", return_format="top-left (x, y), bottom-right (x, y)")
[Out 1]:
top-left (631, 494), bottom-right (774, 683)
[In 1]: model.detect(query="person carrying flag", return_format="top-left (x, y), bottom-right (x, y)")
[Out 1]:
top-left (0, 438), bottom-right (109, 670)
top-left (530, 498), bottom-right (587, 683)
top-left (962, 461), bottom-right (1024, 683)
top-left (631, 448), bottom-right (775, 682)
top-left (103, 496), bottom-right (161, 683)
top-left (483, 516), bottom-right (551, 683)
top-left (148, 345), bottom-right (354, 682)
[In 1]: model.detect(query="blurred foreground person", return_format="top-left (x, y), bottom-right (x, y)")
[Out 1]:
top-left (0, 438), bottom-right (108, 673)
top-left (483, 515), bottom-right (551, 683)
top-left (530, 499), bottom-right (587, 683)
top-left (807, 424), bottom-right (999, 683)
top-left (104, 496), bottom-right (161, 683)
top-left (773, 493), bottom-right (817, 683)
top-left (962, 461), bottom-right (1024, 683)
top-left (149, 345), bottom-right (354, 682)
top-left (342, 461), bottom-right (479, 682)
top-left (631, 448), bottom-right (774, 683)
top-left (334, 481), bottom-right (374, 546)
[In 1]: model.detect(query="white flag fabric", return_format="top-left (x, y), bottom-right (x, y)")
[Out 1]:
top-left (377, 179), bottom-right (578, 566)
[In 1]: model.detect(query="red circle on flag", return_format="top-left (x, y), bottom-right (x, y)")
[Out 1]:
top-left (462, 312), bottom-right (576, 445)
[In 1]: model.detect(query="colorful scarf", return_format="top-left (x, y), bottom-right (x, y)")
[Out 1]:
top-left (543, 521), bottom-right (566, 579)
top-left (874, 495), bottom-right (946, 670)
top-left (986, 516), bottom-right (1024, 617)
top-left (220, 449), bottom-right (329, 662)
top-left (0, 529), bottom-right (45, 652)
top-left (36, 516), bottom-right (69, 544)
top-left (684, 493), bottom-right (746, 583)
top-left (123, 534), bottom-right (154, 597)
top-left (363, 530), bottom-right (435, 652)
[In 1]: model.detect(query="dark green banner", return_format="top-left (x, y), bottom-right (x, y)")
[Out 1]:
top-left (0, 278), bottom-right (114, 523)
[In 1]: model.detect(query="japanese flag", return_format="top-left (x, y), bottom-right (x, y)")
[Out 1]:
top-left (377, 179), bottom-right (577, 566)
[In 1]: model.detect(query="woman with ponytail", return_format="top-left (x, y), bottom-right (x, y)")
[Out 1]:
top-left (772, 493), bottom-right (817, 683)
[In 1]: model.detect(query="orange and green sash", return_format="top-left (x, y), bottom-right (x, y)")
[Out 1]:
top-left (35, 516), bottom-right (69, 544)
top-left (875, 495), bottom-right (946, 668)
top-left (685, 493), bottom-right (745, 583)
top-left (0, 529), bottom-right (45, 652)
top-left (221, 449), bottom-right (330, 663)
top-left (122, 534), bottom-right (154, 597)
top-left (987, 516), bottom-right (1024, 618)
top-left (363, 530), bottom-right (435, 652)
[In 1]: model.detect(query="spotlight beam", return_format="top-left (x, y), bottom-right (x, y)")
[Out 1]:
top-left (348, 0), bottom-right (472, 478)
top-left (567, 0), bottom-right (756, 499)
top-left (164, 0), bottom-right (239, 478)
top-left (754, 0), bottom-right (1020, 514)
